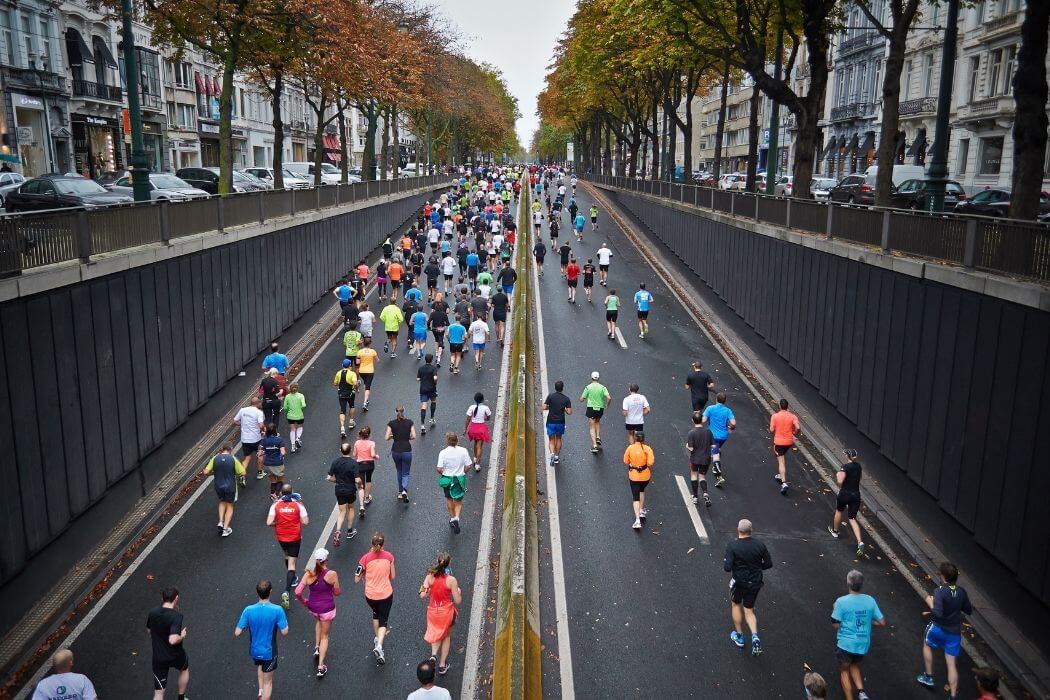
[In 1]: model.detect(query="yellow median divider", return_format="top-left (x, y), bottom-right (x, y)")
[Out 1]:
top-left (492, 176), bottom-right (542, 699)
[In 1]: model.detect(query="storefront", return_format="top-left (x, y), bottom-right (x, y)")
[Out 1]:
top-left (72, 114), bottom-right (122, 179)
top-left (122, 109), bottom-right (166, 172)
top-left (169, 137), bottom-right (199, 170)
top-left (199, 121), bottom-right (219, 166)
top-left (11, 93), bottom-right (49, 177)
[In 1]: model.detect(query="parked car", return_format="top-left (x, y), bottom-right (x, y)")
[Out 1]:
top-left (889, 179), bottom-right (967, 210)
top-left (828, 174), bottom-right (877, 205)
top-left (774, 175), bottom-right (793, 197)
top-left (718, 173), bottom-right (741, 190)
top-left (284, 161), bottom-right (343, 185)
top-left (237, 169), bottom-right (273, 190)
top-left (3, 175), bottom-right (133, 212)
top-left (0, 172), bottom-right (27, 209)
top-left (175, 167), bottom-right (266, 194)
top-left (810, 177), bottom-right (838, 202)
top-left (243, 167), bottom-right (311, 189)
top-left (94, 170), bottom-right (124, 188)
top-left (952, 189), bottom-right (1050, 218)
top-left (109, 172), bottom-right (210, 201)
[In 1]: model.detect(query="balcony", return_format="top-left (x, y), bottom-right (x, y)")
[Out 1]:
top-left (982, 11), bottom-right (1020, 39)
top-left (838, 32), bottom-right (877, 57)
top-left (0, 66), bottom-right (67, 96)
top-left (830, 102), bottom-right (875, 122)
top-left (956, 95), bottom-right (1014, 128)
top-left (72, 79), bottom-right (122, 102)
top-left (899, 96), bottom-right (937, 116)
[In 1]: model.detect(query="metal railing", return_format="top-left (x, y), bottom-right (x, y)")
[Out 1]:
top-left (584, 174), bottom-right (1050, 283)
top-left (72, 79), bottom-right (123, 101)
top-left (898, 96), bottom-right (937, 116)
top-left (0, 175), bottom-right (447, 277)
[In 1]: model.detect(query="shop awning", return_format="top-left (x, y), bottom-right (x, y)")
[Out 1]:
top-left (323, 134), bottom-right (341, 150)
top-left (907, 128), bottom-right (927, 156)
top-left (861, 131), bottom-right (876, 153)
top-left (837, 135), bottom-right (847, 152)
top-left (92, 36), bottom-right (118, 68)
top-left (895, 131), bottom-right (907, 155)
top-left (212, 76), bottom-right (221, 96)
top-left (64, 28), bottom-right (94, 65)
top-left (195, 72), bottom-right (206, 95)
top-left (848, 133), bottom-right (860, 155)
top-left (821, 139), bottom-right (837, 159)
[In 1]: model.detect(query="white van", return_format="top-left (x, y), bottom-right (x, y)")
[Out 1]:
top-left (863, 165), bottom-right (925, 187)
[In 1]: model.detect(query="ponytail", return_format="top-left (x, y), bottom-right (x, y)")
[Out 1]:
top-left (472, 391), bottom-right (484, 417)
top-left (314, 558), bottom-right (325, 576)
top-left (428, 552), bottom-right (452, 577)
top-left (371, 532), bottom-right (385, 554)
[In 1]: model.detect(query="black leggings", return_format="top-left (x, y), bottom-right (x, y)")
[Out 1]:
top-left (629, 480), bottom-right (650, 502)
top-left (358, 463), bottom-right (375, 483)
top-left (367, 595), bottom-right (393, 628)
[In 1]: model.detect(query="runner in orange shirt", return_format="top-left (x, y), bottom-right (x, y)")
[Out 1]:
top-left (387, 259), bottom-right (405, 303)
top-left (623, 431), bottom-right (655, 530)
top-left (769, 399), bottom-right (800, 495)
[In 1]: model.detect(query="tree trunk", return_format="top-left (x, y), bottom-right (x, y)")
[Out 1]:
top-left (650, 100), bottom-right (660, 180)
top-left (713, 61), bottom-right (730, 182)
top-left (1009, 0), bottom-right (1049, 220)
top-left (270, 71), bottom-right (285, 189)
top-left (629, 122), bottom-right (641, 177)
top-left (745, 87), bottom-right (761, 191)
top-left (311, 94), bottom-right (327, 188)
top-left (362, 102), bottom-right (378, 181)
top-left (380, 107), bottom-right (390, 181)
top-left (603, 124), bottom-right (612, 175)
top-left (874, 26), bottom-right (912, 206)
top-left (391, 105), bottom-right (400, 179)
top-left (683, 89), bottom-right (694, 177)
top-left (338, 103), bottom-right (348, 183)
top-left (218, 50), bottom-right (238, 195)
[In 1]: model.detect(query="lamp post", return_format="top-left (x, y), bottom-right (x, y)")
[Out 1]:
top-left (925, 0), bottom-right (958, 214)
top-left (119, 0), bottom-right (151, 202)
top-left (30, 57), bottom-right (56, 173)
top-left (765, 26), bottom-right (784, 195)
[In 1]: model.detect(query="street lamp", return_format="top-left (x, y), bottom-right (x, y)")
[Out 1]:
top-left (29, 56), bottom-right (56, 173)
top-left (119, 0), bottom-right (151, 202)
top-left (925, 0), bottom-right (959, 213)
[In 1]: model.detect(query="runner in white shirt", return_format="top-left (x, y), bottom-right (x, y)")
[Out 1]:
top-left (596, 243), bottom-right (613, 286)
top-left (428, 226), bottom-right (440, 252)
top-left (440, 255), bottom-right (457, 293)
top-left (441, 218), bottom-right (454, 238)
top-left (32, 650), bottom-right (97, 700)
top-left (234, 397), bottom-right (266, 481)
top-left (532, 209), bottom-right (543, 234)
top-left (621, 384), bottom-right (651, 441)
top-left (558, 184), bottom-right (567, 196)
top-left (436, 432), bottom-right (473, 532)
top-left (468, 317), bottom-right (490, 369)
top-left (357, 304), bottom-right (375, 339)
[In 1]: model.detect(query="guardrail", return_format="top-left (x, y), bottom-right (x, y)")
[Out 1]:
top-left (585, 174), bottom-right (1050, 283)
top-left (0, 175), bottom-right (448, 278)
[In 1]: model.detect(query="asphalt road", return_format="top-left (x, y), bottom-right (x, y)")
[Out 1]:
top-left (40, 237), bottom-right (509, 698)
top-left (533, 183), bottom-right (976, 699)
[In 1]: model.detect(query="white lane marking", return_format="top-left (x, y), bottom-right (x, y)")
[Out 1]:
top-left (462, 228), bottom-right (521, 700)
top-left (16, 285), bottom-right (369, 699)
top-left (533, 235), bottom-right (576, 699)
top-left (308, 505), bottom-right (341, 559)
top-left (613, 327), bottom-right (628, 349)
top-left (673, 475), bottom-right (710, 544)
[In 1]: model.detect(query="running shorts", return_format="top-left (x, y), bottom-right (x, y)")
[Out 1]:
top-left (413, 331), bottom-right (427, 342)
top-left (432, 330), bottom-right (446, 344)
top-left (625, 423), bottom-right (644, 433)
top-left (545, 422), bottom-right (566, 437)
top-left (629, 479), bottom-right (649, 501)
top-left (152, 650), bottom-right (189, 690)
top-left (367, 595), bottom-right (393, 627)
top-left (567, 279), bottom-right (578, 288)
top-left (585, 407), bottom-right (604, 420)
top-left (361, 373), bottom-right (374, 390)
top-left (420, 390), bottom-right (437, 403)
top-left (472, 342), bottom-right (486, 352)
top-left (427, 278), bottom-right (438, 289)
top-left (254, 657), bottom-right (278, 672)
top-left (606, 311), bottom-right (618, 322)
top-left (599, 264), bottom-right (609, 272)
top-left (279, 538), bottom-right (301, 558)
top-left (215, 486), bottom-right (236, 504)
top-left (583, 278), bottom-right (594, 288)
top-left (357, 463), bottom-right (375, 483)
top-left (835, 648), bottom-right (865, 665)
top-left (835, 490), bottom-right (861, 519)
top-left (691, 397), bottom-right (709, 412)
top-left (449, 342), bottom-right (464, 353)
top-left (923, 623), bottom-right (962, 657)
top-left (391, 280), bottom-right (402, 289)
top-left (691, 459), bottom-right (712, 475)
top-left (492, 311), bottom-right (507, 323)
top-left (386, 330), bottom-right (398, 340)
top-left (730, 585), bottom-right (761, 609)
top-left (637, 310), bottom-right (649, 319)
top-left (242, 442), bottom-right (260, 459)
top-left (339, 395), bottom-right (356, 412)
top-left (711, 437), bottom-right (728, 455)
top-left (773, 443), bottom-right (792, 456)
top-left (335, 488), bottom-right (356, 505)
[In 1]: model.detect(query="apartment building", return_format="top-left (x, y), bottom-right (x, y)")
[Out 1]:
top-left (691, 75), bottom-right (770, 175)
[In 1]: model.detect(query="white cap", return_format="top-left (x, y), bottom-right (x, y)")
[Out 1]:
top-left (313, 548), bottom-right (329, 562)
top-left (591, 371), bottom-right (600, 380)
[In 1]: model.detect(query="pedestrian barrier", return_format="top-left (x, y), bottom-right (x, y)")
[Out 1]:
top-left (585, 174), bottom-right (1050, 283)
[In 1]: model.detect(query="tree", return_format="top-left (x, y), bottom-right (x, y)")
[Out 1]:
top-left (1009, 0), bottom-right (1049, 220)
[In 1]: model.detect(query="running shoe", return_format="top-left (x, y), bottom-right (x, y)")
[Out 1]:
top-left (314, 646), bottom-right (320, 661)
top-left (256, 471), bottom-right (265, 480)
top-left (857, 691), bottom-right (868, 700)
top-left (295, 439), bottom-right (302, 450)
top-left (591, 446), bottom-right (599, 454)
top-left (222, 527), bottom-right (233, 537)
top-left (429, 418), bottom-right (436, 427)
top-left (639, 509), bottom-right (648, 523)
top-left (332, 530), bottom-right (342, 547)
top-left (347, 527), bottom-right (357, 540)
top-left (856, 542), bottom-right (865, 558)
top-left (428, 655), bottom-right (437, 665)
top-left (340, 429), bottom-right (346, 439)
top-left (290, 444), bottom-right (296, 454)
top-left (438, 662), bottom-right (451, 675)
top-left (639, 333), bottom-right (644, 339)
top-left (348, 419), bottom-right (356, 429)
top-left (632, 518), bottom-right (641, 530)
top-left (374, 645), bottom-right (385, 665)
top-left (596, 437), bottom-right (602, 446)
top-left (421, 426), bottom-right (427, 436)
top-left (774, 473), bottom-right (783, 482)
top-left (474, 462), bottom-right (481, 473)
top-left (391, 353), bottom-right (397, 358)
top-left (238, 475), bottom-right (247, 488)
top-left (715, 476), bottom-right (726, 487)
top-left (359, 507), bottom-right (366, 519)
top-left (400, 490), bottom-right (409, 502)
top-left (362, 402), bottom-right (369, 412)
top-left (915, 673), bottom-right (935, 688)
top-left (704, 494), bottom-right (713, 508)
top-left (383, 342), bottom-right (389, 353)
top-left (730, 631), bottom-right (745, 648)
top-left (217, 522), bottom-right (224, 536)
top-left (827, 526), bottom-right (840, 538)
top-left (549, 454), bottom-right (556, 467)
top-left (451, 519), bottom-right (461, 534)
top-left (365, 494), bottom-right (373, 505)
top-left (449, 518), bottom-right (456, 532)
top-left (751, 636), bottom-right (763, 656)
top-left (691, 495), bottom-right (699, 504)
top-left (280, 591), bottom-right (290, 609)
top-left (780, 483), bottom-right (789, 496)
top-left (317, 664), bottom-right (328, 678)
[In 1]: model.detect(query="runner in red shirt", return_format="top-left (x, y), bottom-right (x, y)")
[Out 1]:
top-left (565, 257), bottom-right (581, 304)
top-left (267, 483), bottom-right (310, 608)
top-left (768, 399), bottom-right (800, 495)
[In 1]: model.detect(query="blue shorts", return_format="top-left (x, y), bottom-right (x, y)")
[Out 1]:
top-left (502, 285), bottom-right (514, 294)
top-left (546, 422), bottom-right (566, 437)
top-left (711, 437), bottom-right (728, 455)
top-left (472, 342), bottom-right (486, 351)
top-left (924, 623), bottom-right (961, 657)
top-left (420, 391), bottom-right (437, 403)
top-left (413, 331), bottom-right (427, 341)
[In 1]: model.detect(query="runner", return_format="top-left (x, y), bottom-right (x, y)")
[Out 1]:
top-left (684, 360), bottom-right (715, 413)
top-left (463, 392), bottom-right (491, 472)
top-left (633, 283), bottom-right (654, 339)
top-left (375, 259), bottom-right (389, 300)
top-left (589, 204), bottom-right (599, 231)
top-left (496, 260), bottom-right (517, 295)
top-left (447, 315), bottom-right (467, 375)
top-left (266, 483), bottom-right (308, 609)
top-left (465, 249), bottom-right (480, 289)
top-left (388, 257), bottom-right (405, 302)
top-left (333, 278), bottom-right (354, 308)
top-left (234, 580), bottom-right (289, 700)
top-left (420, 552), bottom-right (462, 676)
top-left (596, 242), bottom-right (613, 286)
top-left (574, 211), bottom-right (586, 242)
top-left (411, 304), bottom-right (429, 361)
top-left (580, 371), bottom-right (611, 453)
top-left (343, 319), bottom-right (363, 368)
top-left (258, 424), bottom-right (287, 501)
top-left (621, 384), bottom-right (651, 441)
top-left (379, 298), bottom-right (405, 357)
top-left (294, 550), bottom-right (341, 678)
top-left (549, 215), bottom-right (560, 251)
top-left (604, 288), bottom-right (620, 340)
top-left (533, 238), bottom-right (546, 276)
top-left (916, 562), bottom-right (973, 698)
top-left (724, 518), bottom-right (772, 656)
top-left (436, 432), bottom-right (472, 533)
top-left (234, 397), bottom-right (266, 481)
top-left (326, 442), bottom-right (361, 546)
top-left (281, 383), bottom-right (306, 453)
top-left (424, 256), bottom-right (441, 300)
top-left (490, 286), bottom-right (509, 346)
top-left (832, 569), bottom-right (885, 700)
top-left (565, 257), bottom-right (580, 303)
top-left (417, 353), bottom-right (439, 434)
top-left (828, 449), bottom-right (866, 557)
top-left (702, 393), bottom-right (736, 487)
top-left (581, 258), bottom-right (596, 302)
top-left (558, 241), bottom-right (572, 277)
top-left (357, 337), bottom-right (378, 410)
top-left (476, 268), bottom-right (494, 298)
top-left (386, 405), bottom-right (416, 502)
top-left (31, 650), bottom-right (96, 700)
top-left (440, 253), bottom-right (457, 294)
top-left (543, 380), bottom-right (572, 466)
top-left (623, 430), bottom-right (655, 530)
top-left (468, 314), bottom-right (490, 370)
top-left (333, 359), bottom-right (360, 437)
top-left (259, 369), bottom-right (284, 430)
top-left (686, 412), bottom-right (714, 507)
top-left (353, 427), bottom-right (378, 516)
top-left (769, 398), bottom-right (801, 495)
top-left (356, 533), bottom-right (396, 665)
top-left (532, 208), bottom-right (543, 237)
top-left (147, 587), bottom-right (189, 700)
top-left (428, 301), bottom-right (449, 367)
top-left (358, 302), bottom-right (375, 342)
top-left (203, 445), bottom-right (245, 536)
top-left (261, 341), bottom-right (289, 379)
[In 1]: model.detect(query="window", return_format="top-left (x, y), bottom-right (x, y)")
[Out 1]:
top-left (957, 138), bottom-right (970, 173)
top-left (39, 19), bottom-right (51, 69)
top-left (1, 11), bottom-right (13, 66)
top-left (195, 77), bottom-right (209, 118)
top-left (872, 60), bottom-right (882, 101)
top-left (857, 64), bottom-right (867, 102)
top-left (92, 36), bottom-right (109, 85)
top-left (932, 3), bottom-right (940, 25)
top-left (975, 1), bottom-right (986, 24)
top-left (903, 60), bottom-right (913, 100)
top-left (179, 104), bottom-right (195, 127)
top-left (967, 56), bottom-right (980, 103)
top-left (239, 88), bottom-right (246, 120)
top-left (1002, 45), bottom-right (1016, 96)
top-left (922, 53), bottom-right (934, 97)
top-left (987, 49), bottom-right (1002, 97)
top-left (978, 136), bottom-right (1004, 175)
top-left (167, 100), bottom-right (176, 125)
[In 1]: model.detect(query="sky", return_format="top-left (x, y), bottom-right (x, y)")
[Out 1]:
top-left (431, 0), bottom-right (577, 151)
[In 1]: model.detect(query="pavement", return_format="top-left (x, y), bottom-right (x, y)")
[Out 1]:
top-left (16, 221), bottom-right (511, 698)
top-left (533, 184), bottom-right (982, 699)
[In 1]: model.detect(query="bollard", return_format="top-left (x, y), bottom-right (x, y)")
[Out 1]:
top-left (963, 219), bottom-right (978, 268)
top-left (74, 210), bottom-right (92, 262)
top-left (785, 197), bottom-right (792, 229)
top-left (216, 196), bottom-right (225, 232)
top-left (826, 202), bottom-right (834, 240)
top-left (159, 200), bottom-right (171, 243)
top-left (880, 210), bottom-right (891, 253)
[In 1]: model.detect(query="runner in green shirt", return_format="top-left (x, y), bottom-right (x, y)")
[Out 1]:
top-left (580, 372), bottom-right (612, 453)
top-left (604, 288), bottom-right (621, 340)
top-left (589, 205), bottom-right (599, 231)
top-left (282, 383), bottom-right (306, 452)
top-left (379, 300), bottom-right (405, 357)
top-left (343, 326), bottom-right (362, 360)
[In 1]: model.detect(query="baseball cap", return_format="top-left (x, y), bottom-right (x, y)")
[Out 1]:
top-left (843, 448), bottom-right (858, 459)
top-left (591, 371), bottom-right (600, 380)
top-left (342, 359), bottom-right (352, 367)
top-left (313, 548), bottom-right (329, 562)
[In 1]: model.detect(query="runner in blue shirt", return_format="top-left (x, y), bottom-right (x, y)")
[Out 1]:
top-left (235, 580), bottom-right (289, 698)
top-left (447, 317), bottom-right (467, 375)
top-left (404, 285), bottom-right (424, 305)
top-left (831, 570), bottom-right (885, 700)
top-left (465, 252), bottom-right (480, 289)
top-left (332, 278), bottom-right (353, 307)
top-left (702, 392), bottom-right (736, 487)
top-left (261, 342), bottom-right (289, 376)
top-left (574, 213), bottom-right (586, 242)
top-left (633, 283), bottom-right (654, 339)
top-left (411, 309), bottom-right (428, 360)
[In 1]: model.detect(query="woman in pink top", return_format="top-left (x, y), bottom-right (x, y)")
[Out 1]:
top-left (353, 426), bottom-right (377, 515)
top-left (419, 551), bottom-right (462, 675)
top-left (356, 532), bottom-right (395, 665)
top-left (295, 548), bottom-right (341, 678)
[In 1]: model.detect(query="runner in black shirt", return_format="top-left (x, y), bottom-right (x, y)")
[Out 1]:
top-left (417, 354), bottom-right (439, 433)
top-left (147, 587), bottom-right (189, 698)
top-left (327, 443), bottom-right (361, 543)
top-left (685, 412), bottom-right (714, 507)
top-left (533, 240), bottom-right (547, 276)
top-left (490, 290), bottom-right (510, 345)
top-left (581, 258), bottom-right (597, 302)
top-left (724, 518), bottom-right (772, 656)
top-left (424, 258), bottom-right (441, 299)
top-left (428, 306), bottom-right (449, 367)
top-left (542, 381), bottom-right (573, 465)
top-left (410, 251), bottom-right (424, 279)
top-left (828, 449), bottom-right (865, 557)
top-left (559, 242), bottom-right (572, 277)
top-left (684, 360), bottom-right (715, 412)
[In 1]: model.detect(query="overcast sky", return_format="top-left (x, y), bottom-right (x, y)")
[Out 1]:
top-left (432, 0), bottom-right (577, 150)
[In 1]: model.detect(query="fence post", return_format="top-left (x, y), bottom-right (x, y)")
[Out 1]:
top-left (316, 186), bottom-right (322, 210)
top-left (710, 188), bottom-right (715, 209)
top-left (755, 194), bottom-right (760, 222)
top-left (365, 181), bottom-right (371, 199)
top-left (785, 197), bottom-right (792, 229)
top-left (216, 196), bottom-right (225, 232)
top-left (75, 209), bottom-right (91, 262)
top-left (258, 191), bottom-right (266, 223)
top-left (159, 201), bottom-right (171, 243)
top-left (963, 219), bottom-right (978, 268)
top-left (826, 203), bottom-right (834, 240)
top-left (730, 192), bottom-right (736, 217)
top-left (880, 210), bottom-right (891, 253)
top-left (290, 188), bottom-right (297, 216)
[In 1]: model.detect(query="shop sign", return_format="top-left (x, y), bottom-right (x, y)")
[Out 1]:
top-left (16, 126), bottom-right (33, 143)
top-left (78, 115), bottom-right (117, 128)
top-left (199, 122), bottom-right (219, 134)
top-left (16, 94), bottom-right (43, 110)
